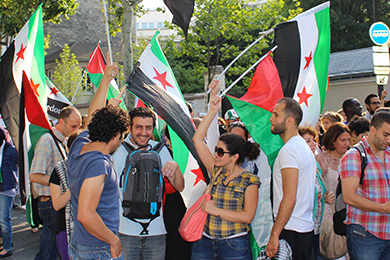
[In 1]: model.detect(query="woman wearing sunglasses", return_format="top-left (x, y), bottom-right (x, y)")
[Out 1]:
top-left (191, 80), bottom-right (260, 260)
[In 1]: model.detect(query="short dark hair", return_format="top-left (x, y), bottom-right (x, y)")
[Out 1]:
top-left (342, 98), bottom-right (358, 112)
top-left (371, 108), bottom-right (390, 129)
top-left (277, 97), bottom-right (303, 126)
top-left (129, 107), bottom-right (156, 129)
top-left (67, 130), bottom-right (82, 149)
top-left (348, 117), bottom-right (369, 136)
top-left (229, 123), bottom-right (249, 140)
top-left (88, 106), bottom-right (130, 143)
top-left (365, 94), bottom-right (378, 105)
top-left (58, 106), bottom-right (80, 121)
top-left (323, 122), bottom-right (351, 151)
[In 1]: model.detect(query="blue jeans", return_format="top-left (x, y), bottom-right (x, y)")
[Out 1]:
top-left (34, 198), bottom-right (58, 260)
top-left (0, 194), bottom-right (14, 251)
top-left (119, 234), bottom-right (165, 260)
top-left (347, 224), bottom-right (390, 260)
top-left (69, 238), bottom-right (124, 260)
top-left (191, 234), bottom-right (252, 260)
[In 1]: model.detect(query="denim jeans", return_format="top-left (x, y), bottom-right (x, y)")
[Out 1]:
top-left (34, 198), bottom-right (58, 260)
top-left (119, 234), bottom-right (165, 260)
top-left (191, 234), bottom-right (252, 260)
top-left (68, 238), bottom-right (124, 260)
top-left (0, 194), bottom-right (14, 251)
top-left (346, 224), bottom-right (390, 260)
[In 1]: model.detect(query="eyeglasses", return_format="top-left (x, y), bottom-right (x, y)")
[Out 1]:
top-left (214, 146), bottom-right (230, 157)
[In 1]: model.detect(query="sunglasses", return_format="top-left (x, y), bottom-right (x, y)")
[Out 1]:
top-left (214, 146), bottom-right (230, 157)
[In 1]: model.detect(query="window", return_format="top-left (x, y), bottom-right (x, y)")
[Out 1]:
top-left (136, 23), bottom-right (139, 29)
top-left (157, 22), bottom-right (163, 28)
top-left (82, 70), bottom-right (93, 93)
top-left (142, 23), bottom-right (147, 29)
top-left (46, 69), bottom-right (52, 81)
top-left (149, 22), bottom-right (154, 29)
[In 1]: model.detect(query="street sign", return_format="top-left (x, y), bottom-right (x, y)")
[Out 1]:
top-left (374, 67), bottom-right (390, 74)
top-left (377, 75), bottom-right (389, 85)
top-left (370, 22), bottom-right (390, 45)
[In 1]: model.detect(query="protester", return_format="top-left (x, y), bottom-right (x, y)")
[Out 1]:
top-left (266, 97), bottom-right (315, 260)
top-left (29, 106), bottom-right (81, 260)
top-left (161, 126), bottom-right (191, 260)
top-left (49, 130), bottom-right (81, 260)
top-left (67, 61), bottom-right (129, 259)
top-left (340, 109), bottom-right (390, 260)
top-left (321, 111), bottom-right (343, 132)
top-left (0, 127), bottom-right (18, 258)
top-left (299, 126), bottom-right (335, 260)
top-left (363, 94), bottom-right (381, 121)
top-left (112, 108), bottom-right (184, 260)
top-left (348, 117), bottom-right (369, 146)
top-left (224, 108), bottom-right (240, 130)
top-left (342, 98), bottom-right (363, 124)
top-left (191, 80), bottom-right (260, 260)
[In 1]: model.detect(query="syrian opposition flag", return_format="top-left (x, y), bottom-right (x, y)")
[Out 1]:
top-left (227, 53), bottom-right (283, 257)
top-left (126, 31), bottom-right (208, 207)
top-left (86, 43), bottom-right (127, 110)
top-left (46, 76), bottom-right (72, 119)
top-left (274, 1), bottom-right (330, 126)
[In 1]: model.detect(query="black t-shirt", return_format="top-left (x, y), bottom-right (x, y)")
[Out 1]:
top-left (49, 169), bottom-right (66, 234)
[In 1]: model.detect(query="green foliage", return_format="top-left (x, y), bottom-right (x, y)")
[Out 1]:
top-left (163, 0), bottom-right (298, 95)
top-left (52, 44), bottom-right (83, 101)
top-left (0, 0), bottom-right (78, 41)
top-left (283, 0), bottom-right (390, 52)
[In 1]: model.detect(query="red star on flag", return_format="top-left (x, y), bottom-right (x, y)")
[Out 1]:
top-left (16, 43), bottom-right (27, 63)
top-left (297, 87), bottom-right (313, 107)
top-left (50, 86), bottom-right (59, 96)
top-left (153, 68), bottom-right (173, 90)
top-left (191, 167), bottom-right (204, 186)
top-left (303, 51), bottom-right (312, 70)
top-left (30, 78), bottom-right (40, 97)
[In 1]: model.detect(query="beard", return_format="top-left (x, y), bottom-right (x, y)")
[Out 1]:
top-left (271, 120), bottom-right (287, 135)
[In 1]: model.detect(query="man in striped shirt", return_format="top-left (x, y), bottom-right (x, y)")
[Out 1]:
top-left (340, 109), bottom-right (390, 260)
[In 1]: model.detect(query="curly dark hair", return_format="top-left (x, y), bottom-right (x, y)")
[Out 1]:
top-left (219, 133), bottom-right (254, 165)
top-left (129, 107), bottom-right (156, 129)
top-left (348, 117), bottom-right (369, 136)
top-left (88, 106), bottom-right (130, 143)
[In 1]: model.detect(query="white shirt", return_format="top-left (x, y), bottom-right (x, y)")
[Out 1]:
top-left (272, 135), bottom-right (315, 232)
top-left (112, 135), bottom-right (173, 236)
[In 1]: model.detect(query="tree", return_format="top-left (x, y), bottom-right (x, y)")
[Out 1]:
top-left (52, 44), bottom-right (83, 102)
top-left (164, 0), bottom-right (299, 95)
top-left (0, 0), bottom-right (78, 45)
top-left (283, 0), bottom-right (390, 52)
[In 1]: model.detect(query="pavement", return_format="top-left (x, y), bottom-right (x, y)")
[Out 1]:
top-left (5, 206), bottom-right (41, 259)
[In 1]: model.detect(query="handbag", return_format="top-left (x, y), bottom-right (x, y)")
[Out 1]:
top-left (179, 167), bottom-right (223, 242)
top-left (319, 204), bottom-right (348, 259)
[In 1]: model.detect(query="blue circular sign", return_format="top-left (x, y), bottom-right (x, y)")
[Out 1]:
top-left (370, 22), bottom-right (390, 45)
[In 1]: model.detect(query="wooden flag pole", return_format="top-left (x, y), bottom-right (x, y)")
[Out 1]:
top-left (219, 45), bottom-right (278, 98)
top-left (102, 0), bottom-right (113, 65)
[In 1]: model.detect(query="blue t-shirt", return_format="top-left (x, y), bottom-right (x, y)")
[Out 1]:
top-left (68, 130), bottom-right (120, 247)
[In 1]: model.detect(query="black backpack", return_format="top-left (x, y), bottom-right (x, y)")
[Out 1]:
top-left (120, 141), bottom-right (165, 235)
top-left (333, 143), bottom-right (367, 236)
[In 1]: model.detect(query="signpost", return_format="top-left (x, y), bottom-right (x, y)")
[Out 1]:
top-left (370, 22), bottom-right (390, 96)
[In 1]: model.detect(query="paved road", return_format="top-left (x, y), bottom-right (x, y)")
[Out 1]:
top-left (7, 206), bottom-right (41, 259)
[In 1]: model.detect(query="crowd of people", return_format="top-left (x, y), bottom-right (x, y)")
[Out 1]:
top-left (0, 59), bottom-right (389, 260)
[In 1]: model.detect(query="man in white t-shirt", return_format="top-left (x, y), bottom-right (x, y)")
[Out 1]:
top-left (266, 97), bottom-right (316, 260)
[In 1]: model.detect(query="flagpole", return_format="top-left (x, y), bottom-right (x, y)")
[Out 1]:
top-left (102, 0), bottom-right (113, 65)
top-left (207, 29), bottom-right (274, 94)
top-left (71, 70), bottom-right (87, 103)
top-left (219, 45), bottom-right (278, 98)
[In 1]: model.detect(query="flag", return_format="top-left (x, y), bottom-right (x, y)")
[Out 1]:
top-left (227, 54), bottom-right (283, 257)
top-left (274, 1), bottom-right (330, 126)
top-left (45, 76), bottom-right (72, 119)
top-left (163, 0), bottom-right (194, 38)
top-left (126, 31), bottom-right (208, 207)
top-left (86, 43), bottom-right (127, 110)
top-left (0, 5), bottom-right (48, 206)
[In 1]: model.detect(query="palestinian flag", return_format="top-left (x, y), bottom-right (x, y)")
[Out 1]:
top-left (227, 53), bottom-right (283, 257)
top-left (274, 1), bottom-right (330, 126)
top-left (126, 31), bottom-right (208, 207)
top-left (86, 43), bottom-right (126, 110)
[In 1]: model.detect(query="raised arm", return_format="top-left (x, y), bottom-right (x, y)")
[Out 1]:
top-left (192, 80), bottom-right (220, 174)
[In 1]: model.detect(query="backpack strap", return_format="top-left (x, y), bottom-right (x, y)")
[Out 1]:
top-left (122, 141), bottom-right (136, 153)
top-left (152, 142), bottom-right (165, 153)
top-left (353, 142), bottom-right (367, 185)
